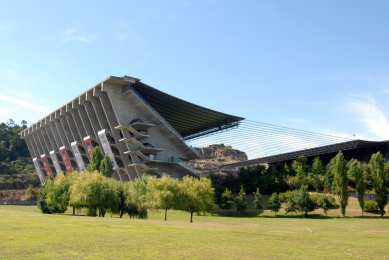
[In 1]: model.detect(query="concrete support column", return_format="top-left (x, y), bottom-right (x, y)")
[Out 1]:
top-left (24, 135), bottom-right (39, 159)
top-left (73, 100), bottom-right (94, 137)
top-left (52, 114), bottom-right (69, 147)
top-left (95, 86), bottom-right (133, 180)
top-left (56, 111), bottom-right (73, 146)
top-left (39, 123), bottom-right (53, 153)
top-left (79, 94), bottom-right (101, 137)
top-left (86, 91), bottom-right (111, 131)
top-left (67, 103), bottom-right (87, 139)
top-left (61, 107), bottom-right (81, 142)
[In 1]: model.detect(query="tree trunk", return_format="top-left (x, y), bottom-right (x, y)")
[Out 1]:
top-left (73, 206), bottom-right (75, 216)
top-left (190, 211), bottom-right (193, 223)
top-left (165, 208), bottom-right (167, 221)
top-left (120, 210), bottom-right (124, 218)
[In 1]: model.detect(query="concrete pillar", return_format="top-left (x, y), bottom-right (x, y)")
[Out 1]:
top-left (52, 112), bottom-right (70, 147)
top-left (61, 106), bottom-right (81, 142)
top-left (79, 94), bottom-right (101, 137)
top-left (86, 91), bottom-right (111, 131)
top-left (24, 135), bottom-right (39, 159)
top-left (56, 111), bottom-right (73, 146)
top-left (72, 100), bottom-right (94, 137)
top-left (39, 122), bottom-right (53, 153)
top-left (67, 103), bottom-right (87, 139)
top-left (95, 86), bottom-right (133, 180)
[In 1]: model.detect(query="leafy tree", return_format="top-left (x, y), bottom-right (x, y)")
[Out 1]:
top-left (310, 156), bottom-right (324, 192)
top-left (45, 172), bottom-right (74, 214)
top-left (295, 185), bottom-right (316, 217)
top-left (284, 193), bottom-right (298, 215)
top-left (292, 156), bottom-right (308, 186)
top-left (178, 176), bottom-right (216, 223)
top-left (235, 185), bottom-right (247, 216)
top-left (348, 160), bottom-right (366, 216)
top-left (219, 188), bottom-right (234, 215)
top-left (100, 154), bottom-right (113, 178)
top-left (331, 151), bottom-right (348, 217)
top-left (86, 146), bottom-right (103, 172)
top-left (253, 188), bottom-right (263, 216)
top-left (147, 174), bottom-right (179, 221)
top-left (125, 175), bottom-right (150, 219)
top-left (69, 171), bottom-right (118, 217)
top-left (369, 152), bottom-right (388, 217)
top-left (267, 192), bottom-right (281, 216)
top-left (24, 185), bottom-right (39, 200)
top-left (37, 178), bottom-right (62, 214)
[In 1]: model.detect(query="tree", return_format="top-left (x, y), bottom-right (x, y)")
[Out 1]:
top-left (46, 172), bottom-right (74, 213)
top-left (284, 193), bottom-right (298, 215)
top-left (295, 185), bottom-right (316, 217)
top-left (292, 156), bottom-right (308, 186)
top-left (100, 154), bottom-right (113, 178)
top-left (219, 188), bottom-right (234, 215)
top-left (125, 175), bottom-right (150, 219)
top-left (348, 160), bottom-right (366, 216)
top-left (87, 146), bottom-right (103, 172)
top-left (37, 178), bottom-right (62, 214)
top-left (253, 188), bottom-right (263, 216)
top-left (267, 192), bottom-right (281, 216)
top-left (369, 152), bottom-right (388, 217)
top-left (24, 185), bottom-right (39, 200)
top-left (235, 185), bottom-right (247, 216)
top-left (310, 156), bottom-right (324, 192)
top-left (69, 171), bottom-right (118, 217)
top-left (147, 174), bottom-right (179, 221)
top-left (178, 176), bottom-right (216, 223)
top-left (331, 151), bottom-right (348, 217)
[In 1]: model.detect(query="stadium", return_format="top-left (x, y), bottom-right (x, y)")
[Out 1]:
top-left (19, 75), bottom-right (244, 184)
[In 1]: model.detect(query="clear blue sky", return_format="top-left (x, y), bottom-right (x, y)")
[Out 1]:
top-left (1, 1), bottom-right (389, 144)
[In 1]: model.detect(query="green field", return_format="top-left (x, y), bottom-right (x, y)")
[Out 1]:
top-left (1, 199), bottom-right (389, 260)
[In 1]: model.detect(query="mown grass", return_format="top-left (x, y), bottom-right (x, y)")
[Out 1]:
top-left (1, 197), bottom-right (389, 260)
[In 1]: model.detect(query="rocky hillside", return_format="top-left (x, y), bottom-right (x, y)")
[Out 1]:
top-left (189, 144), bottom-right (248, 173)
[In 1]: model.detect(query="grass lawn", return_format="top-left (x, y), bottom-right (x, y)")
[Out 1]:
top-left (1, 197), bottom-right (389, 260)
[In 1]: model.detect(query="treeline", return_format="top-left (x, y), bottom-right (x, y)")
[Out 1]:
top-left (0, 119), bottom-right (39, 189)
top-left (211, 151), bottom-right (388, 217)
top-left (38, 172), bottom-right (215, 223)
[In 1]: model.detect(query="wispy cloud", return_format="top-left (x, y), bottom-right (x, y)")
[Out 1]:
top-left (61, 28), bottom-right (95, 43)
top-left (0, 94), bottom-right (51, 114)
top-left (345, 96), bottom-right (389, 140)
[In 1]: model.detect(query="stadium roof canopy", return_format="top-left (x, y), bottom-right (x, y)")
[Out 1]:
top-left (104, 76), bottom-right (244, 140)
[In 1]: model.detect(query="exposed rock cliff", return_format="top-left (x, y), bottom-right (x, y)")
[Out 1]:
top-left (189, 144), bottom-right (247, 173)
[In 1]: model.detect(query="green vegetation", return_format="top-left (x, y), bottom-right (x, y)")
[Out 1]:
top-left (218, 188), bottom-right (234, 214)
top-left (370, 152), bottom-right (388, 217)
top-left (267, 192), bottom-right (281, 216)
top-left (235, 185), bottom-right (247, 216)
top-left (0, 119), bottom-right (39, 189)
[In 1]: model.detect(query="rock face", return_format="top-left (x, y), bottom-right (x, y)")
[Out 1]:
top-left (188, 144), bottom-right (247, 173)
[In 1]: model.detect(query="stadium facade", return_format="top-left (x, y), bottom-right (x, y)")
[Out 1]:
top-left (20, 75), bottom-right (244, 184)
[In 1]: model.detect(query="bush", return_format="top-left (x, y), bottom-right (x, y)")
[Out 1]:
top-left (24, 185), bottom-right (39, 200)
top-left (364, 199), bottom-right (379, 213)
top-left (309, 193), bottom-right (337, 209)
top-left (279, 190), bottom-right (298, 203)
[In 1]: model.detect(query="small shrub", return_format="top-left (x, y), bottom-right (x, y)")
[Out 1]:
top-left (363, 199), bottom-right (379, 213)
